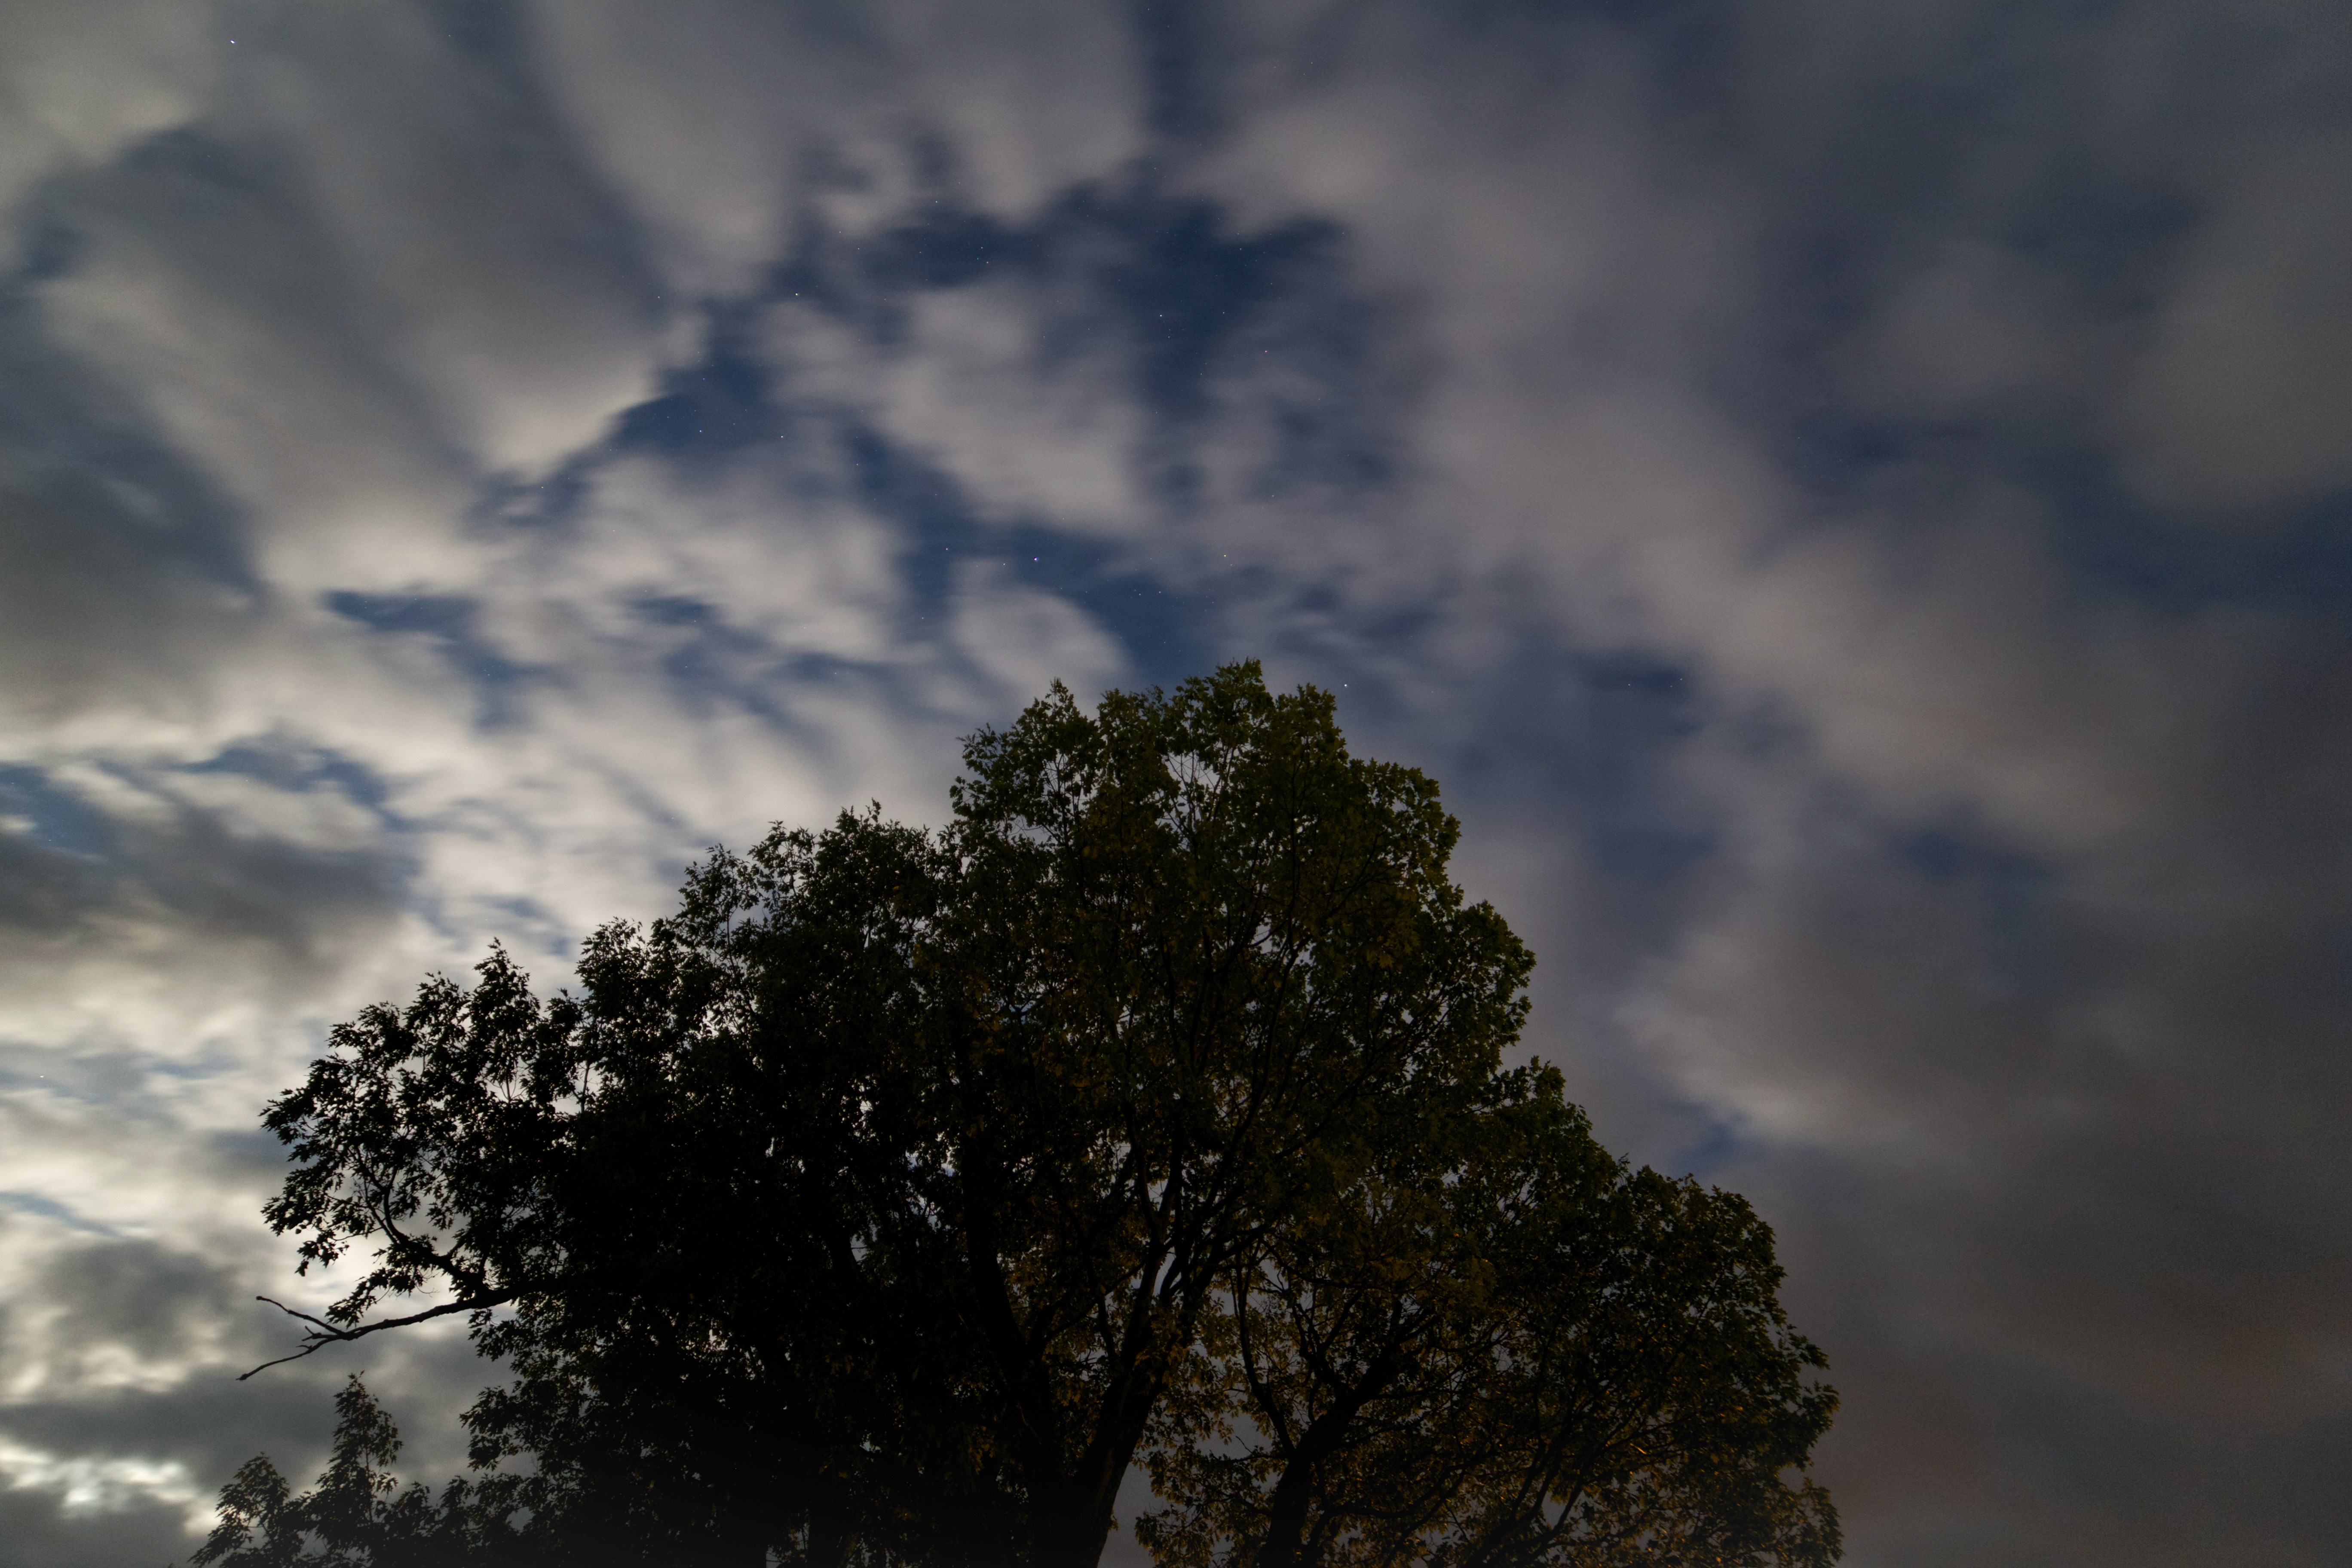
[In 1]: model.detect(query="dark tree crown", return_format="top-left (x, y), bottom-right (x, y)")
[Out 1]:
top-left (206, 664), bottom-right (1838, 1568)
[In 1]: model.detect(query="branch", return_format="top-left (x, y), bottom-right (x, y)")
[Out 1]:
top-left (239, 1288), bottom-right (521, 1380)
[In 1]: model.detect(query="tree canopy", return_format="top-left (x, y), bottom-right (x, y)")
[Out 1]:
top-left (202, 664), bottom-right (1838, 1568)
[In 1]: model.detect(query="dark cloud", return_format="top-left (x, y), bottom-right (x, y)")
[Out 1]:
top-left (0, 469), bottom-right (254, 735)
top-left (0, 0), bottom-right (2346, 1562)
top-left (0, 1219), bottom-right (513, 1565)
top-left (0, 1488), bottom-right (199, 1568)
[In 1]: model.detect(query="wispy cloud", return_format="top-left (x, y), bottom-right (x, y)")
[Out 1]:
top-left (2, 2), bottom-right (2348, 1563)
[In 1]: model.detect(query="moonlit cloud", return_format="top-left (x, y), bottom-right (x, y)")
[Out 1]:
top-left (2, 2), bottom-right (2348, 1563)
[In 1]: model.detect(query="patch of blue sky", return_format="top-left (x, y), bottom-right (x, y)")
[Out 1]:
top-left (467, 453), bottom-right (603, 533)
top-left (564, 154), bottom-right (1412, 707)
top-left (160, 742), bottom-right (423, 921)
top-left (605, 358), bottom-right (1229, 698)
top-left (635, 604), bottom-right (863, 729)
top-left (1084, 194), bottom-right (1358, 424)
top-left (2038, 467), bottom-right (2352, 622)
top-left (0, 767), bottom-right (117, 858)
top-left (1448, 643), bottom-right (1718, 885)
top-left (602, 377), bottom-right (1213, 697)
top-left (0, 1191), bottom-right (123, 1239)
top-left (410, 0), bottom-right (536, 70)
top-left (1890, 822), bottom-right (2061, 999)
top-left (1660, 1106), bottom-right (1751, 1183)
top-left (778, 166), bottom-right (1390, 429)
top-left (176, 743), bottom-right (397, 823)
top-left (469, 894), bottom-right (577, 957)
top-left (845, 203), bottom-right (1029, 296)
top-left (322, 591), bottom-right (543, 729)
top-left (610, 315), bottom-right (777, 459)
top-left (0, 289), bottom-right (257, 595)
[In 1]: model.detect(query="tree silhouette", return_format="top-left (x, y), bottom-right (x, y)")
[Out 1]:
top-left (205, 665), bottom-right (1838, 1568)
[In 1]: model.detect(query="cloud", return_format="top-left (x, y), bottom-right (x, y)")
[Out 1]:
top-left (947, 559), bottom-right (1132, 702)
top-left (2119, 129), bottom-right (2352, 511)
top-left (2, 1), bottom-right (2349, 1562)
top-left (0, 0), bottom-right (214, 222)
top-left (520, 0), bottom-right (1147, 295)
top-left (772, 280), bottom-right (1149, 531)
top-left (0, 1481), bottom-right (211, 1568)
top-left (1161, 6), bottom-right (2352, 1560)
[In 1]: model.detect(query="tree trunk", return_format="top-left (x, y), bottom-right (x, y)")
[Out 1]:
top-left (1032, 1502), bottom-right (1119, 1568)
top-left (1255, 1348), bottom-right (1410, 1568)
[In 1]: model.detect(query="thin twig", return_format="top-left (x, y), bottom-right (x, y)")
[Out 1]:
top-left (239, 1289), bottom-right (521, 1380)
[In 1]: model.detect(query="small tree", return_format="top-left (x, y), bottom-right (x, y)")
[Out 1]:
top-left (193, 1377), bottom-right (518, 1567)
top-left (214, 664), bottom-right (1837, 1568)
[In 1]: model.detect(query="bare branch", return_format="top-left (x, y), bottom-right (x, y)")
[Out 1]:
top-left (238, 1288), bottom-right (521, 1380)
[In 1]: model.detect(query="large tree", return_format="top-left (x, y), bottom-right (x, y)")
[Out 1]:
top-left (204, 665), bottom-right (1837, 1568)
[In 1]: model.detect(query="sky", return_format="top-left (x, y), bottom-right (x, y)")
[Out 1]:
top-left (0, 1), bottom-right (2348, 1563)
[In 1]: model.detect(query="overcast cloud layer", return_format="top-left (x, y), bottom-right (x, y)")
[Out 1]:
top-left (2, 2), bottom-right (2349, 1564)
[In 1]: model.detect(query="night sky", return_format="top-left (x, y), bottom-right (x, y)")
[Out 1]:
top-left (3, 3), bottom-right (2350, 1564)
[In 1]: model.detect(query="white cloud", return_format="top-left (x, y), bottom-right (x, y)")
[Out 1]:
top-left (0, 1437), bottom-right (210, 1534)
top-left (948, 560), bottom-right (1130, 705)
top-left (0, 0), bottom-right (214, 221)
top-left (521, 0), bottom-right (1145, 298)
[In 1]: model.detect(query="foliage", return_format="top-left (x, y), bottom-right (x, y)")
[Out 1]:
top-left (192, 1377), bottom-right (526, 1567)
top-left (207, 664), bottom-right (1837, 1568)
top-left (1139, 1079), bottom-right (1839, 1568)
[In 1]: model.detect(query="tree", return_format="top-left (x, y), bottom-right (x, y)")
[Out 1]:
top-left (193, 1377), bottom-right (522, 1568)
top-left (211, 664), bottom-right (1837, 1568)
top-left (1138, 1081), bottom-right (1839, 1568)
